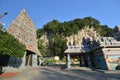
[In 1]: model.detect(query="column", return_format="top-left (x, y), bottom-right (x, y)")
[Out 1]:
top-left (66, 53), bottom-right (71, 69)
top-left (20, 51), bottom-right (26, 67)
top-left (79, 56), bottom-right (82, 67)
top-left (32, 54), bottom-right (38, 67)
top-left (80, 55), bottom-right (84, 67)
top-left (86, 53), bottom-right (92, 68)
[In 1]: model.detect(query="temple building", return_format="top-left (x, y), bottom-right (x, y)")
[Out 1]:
top-left (65, 27), bottom-right (120, 70)
top-left (7, 10), bottom-right (40, 68)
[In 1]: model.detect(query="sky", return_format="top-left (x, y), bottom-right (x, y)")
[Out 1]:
top-left (0, 0), bottom-right (120, 29)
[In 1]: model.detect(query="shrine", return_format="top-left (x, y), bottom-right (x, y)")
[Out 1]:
top-left (65, 36), bottom-right (120, 70)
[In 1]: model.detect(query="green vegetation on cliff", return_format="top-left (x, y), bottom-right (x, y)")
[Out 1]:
top-left (37, 17), bottom-right (113, 58)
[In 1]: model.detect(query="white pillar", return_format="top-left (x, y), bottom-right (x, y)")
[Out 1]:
top-left (20, 51), bottom-right (26, 67)
top-left (66, 54), bottom-right (71, 69)
top-left (32, 54), bottom-right (38, 67)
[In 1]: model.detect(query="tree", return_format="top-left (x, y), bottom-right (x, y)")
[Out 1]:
top-left (37, 28), bottom-right (44, 38)
top-left (99, 25), bottom-right (113, 37)
top-left (38, 40), bottom-right (46, 57)
top-left (43, 20), bottom-right (60, 34)
top-left (83, 16), bottom-right (100, 28)
top-left (50, 35), bottom-right (67, 59)
top-left (0, 31), bottom-right (26, 58)
top-left (73, 18), bottom-right (84, 29)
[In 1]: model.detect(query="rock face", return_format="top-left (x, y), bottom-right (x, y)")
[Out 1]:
top-left (39, 26), bottom-right (101, 48)
top-left (7, 10), bottom-right (39, 54)
top-left (39, 32), bottom-right (49, 46)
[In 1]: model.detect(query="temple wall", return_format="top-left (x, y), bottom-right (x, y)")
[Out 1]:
top-left (2, 52), bottom-right (26, 72)
top-left (103, 48), bottom-right (120, 70)
top-left (92, 49), bottom-right (107, 70)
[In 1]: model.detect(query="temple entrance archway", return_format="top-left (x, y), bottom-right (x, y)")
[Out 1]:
top-left (25, 50), bottom-right (33, 66)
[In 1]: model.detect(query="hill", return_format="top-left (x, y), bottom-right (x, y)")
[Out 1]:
top-left (37, 17), bottom-right (113, 58)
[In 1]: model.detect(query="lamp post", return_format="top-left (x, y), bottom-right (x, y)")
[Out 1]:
top-left (0, 11), bottom-right (8, 30)
top-left (0, 11), bottom-right (8, 19)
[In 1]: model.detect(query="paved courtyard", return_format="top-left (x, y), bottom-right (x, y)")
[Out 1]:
top-left (0, 66), bottom-right (120, 80)
top-left (30, 66), bottom-right (120, 80)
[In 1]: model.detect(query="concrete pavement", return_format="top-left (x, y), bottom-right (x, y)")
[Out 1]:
top-left (0, 66), bottom-right (39, 80)
top-left (0, 66), bottom-right (120, 80)
top-left (30, 66), bottom-right (120, 80)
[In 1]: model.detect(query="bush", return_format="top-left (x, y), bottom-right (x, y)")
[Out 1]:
top-left (44, 59), bottom-right (56, 64)
top-left (0, 31), bottom-right (26, 58)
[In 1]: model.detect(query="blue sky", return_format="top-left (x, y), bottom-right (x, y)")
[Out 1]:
top-left (0, 0), bottom-right (120, 29)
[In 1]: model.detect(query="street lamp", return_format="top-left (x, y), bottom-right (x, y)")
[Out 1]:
top-left (0, 11), bottom-right (8, 30)
top-left (0, 11), bottom-right (8, 19)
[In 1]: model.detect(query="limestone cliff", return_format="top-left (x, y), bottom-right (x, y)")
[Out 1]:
top-left (39, 26), bottom-right (101, 47)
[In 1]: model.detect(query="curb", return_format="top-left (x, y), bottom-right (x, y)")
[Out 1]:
top-left (93, 69), bottom-right (120, 74)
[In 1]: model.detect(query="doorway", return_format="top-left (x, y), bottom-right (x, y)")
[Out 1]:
top-left (25, 50), bottom-right (33, 66)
